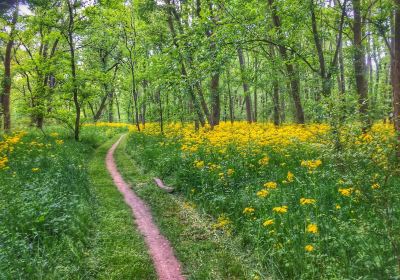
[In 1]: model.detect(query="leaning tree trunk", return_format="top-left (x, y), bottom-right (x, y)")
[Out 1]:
top-left (268, 0), bottom-right (305, 124)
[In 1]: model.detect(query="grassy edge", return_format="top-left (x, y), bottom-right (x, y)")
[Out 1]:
top-left (86, 135), bottom-right (157, 279)
top-left (115, 134), bottom-right (267, 280)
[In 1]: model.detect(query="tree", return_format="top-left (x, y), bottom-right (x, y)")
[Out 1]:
top-left (1, 0), bottom-right (19, 131)
top-left (268, 0), bottom-right (305, 124)
top-left (352, 0), bottom-right (369, 129)
top-left (393, 0), bottom-right (400, 145)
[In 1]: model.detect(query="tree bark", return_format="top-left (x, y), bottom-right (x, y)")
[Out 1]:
top-left (1, 0), bottom-right (18, 131)
top-left (352, 0), bottom-right (369, 130)
top-left (393, 0), bottom-right (400, 141)
top-left (268, 0), bottom-right (305, 123)
top-left (67, 0), bottom-right (80, 141)
top-left (273, 80), bottom-right (280, 126)
top-left (206, 2), bottom-right (220, 126)
top-left (253, 55), bottom-right (258, 122)
top-left (237, 47), bottom-right (253, 123)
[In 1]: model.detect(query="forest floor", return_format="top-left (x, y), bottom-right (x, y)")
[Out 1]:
top-left (3, 122), bottom-right (399, 279)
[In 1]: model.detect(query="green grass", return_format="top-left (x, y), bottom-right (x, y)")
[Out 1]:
top-left (0, 130), bottom-right (94, 279)
top-left (115, 135), bottom-right (262, 280)
top-left (0, 128), bottom-right (156, 279)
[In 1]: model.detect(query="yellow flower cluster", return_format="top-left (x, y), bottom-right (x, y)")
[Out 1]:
top-left (0, 131), bottom-right (26, 170)
top-left (194, 160), bottom-right (205, 169)
top-left (300, 198), bottom-right (316, 205)
top-left (371, 183), bottom-right (380, 190)
top-left (0, 156), bottom-right (9, 169)
top-left (305, 244), bottom-right (314, 252)
top-left (338, 187), bottom-right (353, 197)
top-left (137, 122), bottom-right (329, 152)
top-left (212, 214), bottom-right (232, 230)
top-left (307, 223), bottom-right (318, 234)
top-left (286, 171), bottom-right (294, 182)
top-left (301, 159), bottom-right (322, 171)
top-left (263, 219), bottom-right (274, 227)
top-left (272, 206), bottom-right (288, 214)
top-left (264, 181), bottom-right (278, 189)
top-left (258, 156), bottom-right (270, 166)
top-left (243, 207), bottom-right (255, 214)
top-left (256, 189), bottom-right (269, 198)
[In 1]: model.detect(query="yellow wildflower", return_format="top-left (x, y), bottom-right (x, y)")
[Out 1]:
top-left (263, 219), bottom-right (274, 227)
top-left (0, 157), bottom-right (9, 169)
top-left (301, 159), bottom-right (322, 170)
top-left (258, 156), bottom-right (269, 166)
top-left (306, 223), bottom-right (318, 234)
top-left (212, 215), bottom-right (231, 230)
top-left (264, 181), bottom-right (277, 189)
top-left (256, 189), bottom-right (269, 198)
top-left (55, 139), bottom-right (64, 145)
top-left (371, 183), bottom-right (380, 190)
top-left (243, 207), bottom-right (255, 214)
top-left (227, 168), bottom-right (235, 176)
top-left (287, 171), bottom-right (294, 182)
top-left (338, 187), bottom-right (353, 197)
top-left (300, 198), bottom-right (316, 205)
top-left (194, 160), bottom-right (204, 168)
top-left (32, 168), bottom-right (40, 172)
top-left (272, 206), bottom-right (288, 214)
top-left (305, 244), bottom-right (314, 252)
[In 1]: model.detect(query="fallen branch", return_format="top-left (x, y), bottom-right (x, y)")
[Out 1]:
top-left (153, 178), bottom-right (174, 193)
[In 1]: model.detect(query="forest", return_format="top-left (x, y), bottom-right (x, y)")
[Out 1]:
top-left (1, 0), bottom-right (400, 279)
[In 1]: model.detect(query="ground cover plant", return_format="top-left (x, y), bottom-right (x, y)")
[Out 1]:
top-left (124, 121), bottom-right (400, 279)
top-left (0, 126), bottom-right (155, 279)
top-left (0, 129), bottom-right (94, 278)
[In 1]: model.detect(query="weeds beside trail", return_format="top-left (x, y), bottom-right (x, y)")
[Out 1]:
top-left (0, 128), bottom-right (156, 279)
top-left (115, 135), bottom-right (259, 280)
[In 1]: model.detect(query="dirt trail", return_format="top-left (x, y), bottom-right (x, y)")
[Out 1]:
top-left (106, 136), bottom-right (186, 280)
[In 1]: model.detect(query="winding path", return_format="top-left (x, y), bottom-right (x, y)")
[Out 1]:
top-left (106, 136), bottom-right (186, 280)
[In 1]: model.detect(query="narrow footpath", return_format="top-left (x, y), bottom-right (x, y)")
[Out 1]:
top-left (106, 135), bottom-right (186, 280)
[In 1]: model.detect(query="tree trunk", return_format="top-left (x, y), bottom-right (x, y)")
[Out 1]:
top-left (206, 2), bottom-right (220, 127)
top-left (253, 55), bottom-right (258, 122)
top-left (155, 88), bottom-right (163, 134)
top-left (338, 39), bottom-right (346, 95)
top-left (237, 47), bottom-right (253, 123)
top-left (210, 73), bottom-right (220, 126)
top-left (352, 0), bottom-right (369, 130)
top-left (108, 89), bottom-right (114, 123)
top-left (393, 0), bottom-right (400, 142)
top-left (67, 0), bottom-right (80, 141)
top-left (310, 0), bottom-right (327, 99)
top-left (273, 80), bottom-right (280, 126)
top-left (268, 0), bottom-right (305, 123)
top-left (164, 0), bottom-right (206, 126)
top-left (2, 0), bottom-right (18, 132)
top-left (227, 68), bottom-right (234, 123)
top-left (115, 92), bottom-right (121, 122)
